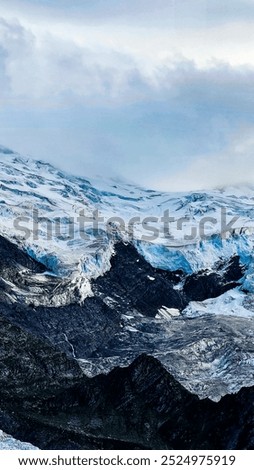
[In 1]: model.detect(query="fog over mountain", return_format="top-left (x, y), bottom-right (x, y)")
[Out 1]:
top-left (0, 0), bottom-right (254, 190)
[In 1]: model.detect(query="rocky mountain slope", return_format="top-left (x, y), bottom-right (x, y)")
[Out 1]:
top-left (1, 145), bottom-right (254, 448)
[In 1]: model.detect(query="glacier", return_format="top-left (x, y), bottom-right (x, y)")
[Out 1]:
top-left (1, 145), bottom-right (254, 401)
top-left (1, 144), bottom-right (254, 296)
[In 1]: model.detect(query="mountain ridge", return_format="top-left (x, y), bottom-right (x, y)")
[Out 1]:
top-left (1, 145), bottom-right (254, 448)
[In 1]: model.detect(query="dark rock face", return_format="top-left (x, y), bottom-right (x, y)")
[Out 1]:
top-left (3, 299), bottom-right (120, 359)
top-left (94, 243), bottom-right (185, 316)
top-left (94, 243), bottom-right (244, 316)
top-left (0, 315), bottom-right (83, 397)
top-left (0, 235), bottom-right (252, 450)
top-left (0, 234), bottom-right (45, 294)
top-left (183, 256), bottom-right (244, 302)
top-left (0, 238), bottom-right (245, 361)
top-left (1, 349), bottom-right (254, 450)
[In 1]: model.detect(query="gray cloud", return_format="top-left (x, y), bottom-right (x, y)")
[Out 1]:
top-left (1, 18), bottom-right (254, 111)
top-left (2, 0), bottom-right (254, 27)
top-left (162, 126), bottom-right (254, 191)
top-left (0, 16), bottom-right (254, 190)
top-left (0, 18), bottom-right (146, 105)
top-left (206, 0), bottom-right (254, 24)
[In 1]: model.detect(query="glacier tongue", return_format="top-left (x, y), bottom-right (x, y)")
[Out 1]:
top-left (135, 234), bottom-right (253, 274)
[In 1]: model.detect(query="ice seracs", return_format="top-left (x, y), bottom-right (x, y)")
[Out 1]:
top-left (1, 145), bottom-right (254, 283)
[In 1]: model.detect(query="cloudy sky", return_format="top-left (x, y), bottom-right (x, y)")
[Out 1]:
top-left (0, 0), bottom-right (254, 190)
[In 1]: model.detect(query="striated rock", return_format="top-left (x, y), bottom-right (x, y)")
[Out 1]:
top-left (1, 351), bottom-right (254, 450)
top-left (0, 234), bottom-right (253, 449)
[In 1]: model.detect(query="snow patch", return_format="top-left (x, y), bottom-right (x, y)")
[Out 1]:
top-left (156, 306), bottom-right (180, 320)
top-left (183, 288), bottom-right (254, 319)
top-left (0, 430), bottom-right (38, 450)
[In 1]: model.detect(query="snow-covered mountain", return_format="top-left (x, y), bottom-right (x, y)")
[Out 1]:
top-left (1, 144), bottom-right (254, 405)
top-left (1, 144), bottom-right (254, 280)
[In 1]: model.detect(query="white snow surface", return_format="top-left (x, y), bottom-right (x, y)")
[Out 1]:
top-left (182, 288), bottom-right (254, 319)
top-left (1, 146), bottom-right (254, 283)
top-left (0, 430), bottom-right (38, 450)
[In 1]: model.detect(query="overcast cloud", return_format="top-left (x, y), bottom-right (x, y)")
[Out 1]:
top-left (0, 0), bottom-right (254, 190)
